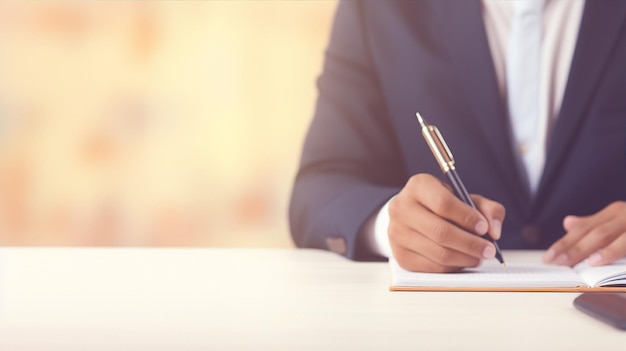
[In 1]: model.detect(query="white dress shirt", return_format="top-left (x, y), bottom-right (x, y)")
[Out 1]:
top-left (365, 0), bottom-right (585, 258)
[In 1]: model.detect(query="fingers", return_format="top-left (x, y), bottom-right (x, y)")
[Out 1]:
top-left (588, 233), bottom-right (626, 266)
top-left (562, 215), bottom-right (581, 231)
top-left (472, 194), bottom-right (505, 240)
top-left (544, 217), bottom-right (593, 265)
top-left (388, 174), bottom-right (504, 272)
top-left (545, 202), bottom-right (626, 266)
top-left (549, 221), bottom-right (622, 266)
top-left (407, 174), bottom-right (488, 235)
top-left (388, 206), bottom-right (493, 265)
top-left (391, 246), bottom-right (479, 273)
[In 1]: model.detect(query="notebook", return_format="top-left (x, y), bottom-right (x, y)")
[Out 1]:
top-left (390, 257), bottom-right (626, 292)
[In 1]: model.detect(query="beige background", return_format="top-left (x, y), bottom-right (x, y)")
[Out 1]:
top-left (0, 1), bottom-right (338, 247)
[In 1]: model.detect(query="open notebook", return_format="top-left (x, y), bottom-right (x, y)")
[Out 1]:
top-left (390, 257), bottom-right (626, 292)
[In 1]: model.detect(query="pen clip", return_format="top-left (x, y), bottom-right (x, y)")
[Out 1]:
top-left (417, 115), bottom-right (456, 173)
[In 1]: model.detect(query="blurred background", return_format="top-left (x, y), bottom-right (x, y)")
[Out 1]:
top-left (0, 1), bottom-right (337, 247)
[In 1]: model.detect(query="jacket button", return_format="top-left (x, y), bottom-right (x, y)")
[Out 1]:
top-left (521, 225), bottom-right (541, 247)
top-left (325, 237), bottom-right (347, 255)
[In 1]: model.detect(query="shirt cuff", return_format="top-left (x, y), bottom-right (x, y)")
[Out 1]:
top-left (362, 196), bottom-right (394, 258)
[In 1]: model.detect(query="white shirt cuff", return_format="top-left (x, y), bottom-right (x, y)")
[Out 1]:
top-left (362, 196), bottom-right (394, 258)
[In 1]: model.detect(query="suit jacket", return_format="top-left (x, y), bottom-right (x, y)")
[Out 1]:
top-left (289, 0), bottom-right (626, 261)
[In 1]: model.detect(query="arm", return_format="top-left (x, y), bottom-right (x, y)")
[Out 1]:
top-left (289, 0), bottom-right (404, 261)
top-left (289, 1), bottom-right (506, 268)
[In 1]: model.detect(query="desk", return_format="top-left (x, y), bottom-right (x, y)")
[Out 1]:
top-left (0, 248), bottom-right (623, 350)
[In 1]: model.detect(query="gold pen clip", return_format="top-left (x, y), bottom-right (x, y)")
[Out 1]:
top-left (416, 113), bottom-right (456, 173)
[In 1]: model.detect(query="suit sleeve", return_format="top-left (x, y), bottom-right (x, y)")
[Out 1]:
top-left (289, 0), bottom-right (406, 261)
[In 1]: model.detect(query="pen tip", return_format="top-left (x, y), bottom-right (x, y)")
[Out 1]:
top-left (501, 263), bottom-right (506, 269)
top-left (415, 112), bottom-right (426, 127)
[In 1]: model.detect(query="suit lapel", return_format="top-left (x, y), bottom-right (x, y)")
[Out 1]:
top-left (442, 1), bottom-right (531, 210)
top-left (535, 1), bottom-right (626, 205)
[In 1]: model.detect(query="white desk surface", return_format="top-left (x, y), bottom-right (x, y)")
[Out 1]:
top-left (0, 248), bottom-right (623, 351)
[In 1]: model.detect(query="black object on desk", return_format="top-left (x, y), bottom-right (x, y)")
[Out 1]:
top-left (574, 293), bottom-right (626, 330)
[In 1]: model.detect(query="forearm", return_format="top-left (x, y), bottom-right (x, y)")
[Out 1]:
top-left (289, 172), bottom-right (398, 261)
top-left (289, 0), bottom-right (404, 261)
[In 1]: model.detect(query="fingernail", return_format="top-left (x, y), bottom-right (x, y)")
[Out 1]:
top-left (475, 221), bottom-right (488, 234)
top-left (555, 253), bottom-right (569, 265)
top-left (483, 245), bottom-right (496, 259)
top-left (491, 219), bottom-right (502, 239)
top-left (587, 253), bottom-right (602, 266)
top-left (543, 248), bottom-right (556, 262)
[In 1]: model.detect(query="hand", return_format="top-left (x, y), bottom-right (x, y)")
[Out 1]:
top-left (388, 173), bottom-right (505, 273)
top-left (543, 201), bottom-right (626, 267)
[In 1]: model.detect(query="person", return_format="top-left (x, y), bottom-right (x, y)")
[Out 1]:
top-left (289, 0), bottom-right (626, 272)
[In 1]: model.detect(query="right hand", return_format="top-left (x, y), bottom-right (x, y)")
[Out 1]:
top-left (388, 173), bottom-right (505, 273)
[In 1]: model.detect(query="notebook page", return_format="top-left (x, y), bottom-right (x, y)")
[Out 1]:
top-left (390, 258), bottom-right (583, 288)
top-left (573, 258), bottom-right (626, 287)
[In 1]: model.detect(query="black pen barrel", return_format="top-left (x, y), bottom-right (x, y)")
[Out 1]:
top-left (446, 169), bottom-right (475, 208)
top-left (446, 169), bottom-right (505, 264)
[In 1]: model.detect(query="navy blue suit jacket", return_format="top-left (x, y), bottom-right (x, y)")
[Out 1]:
top-left (289, 0), bottom-right (626, 261)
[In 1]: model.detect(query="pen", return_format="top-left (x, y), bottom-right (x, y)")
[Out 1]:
top-left (415, 112), bottom-right (505, 267)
